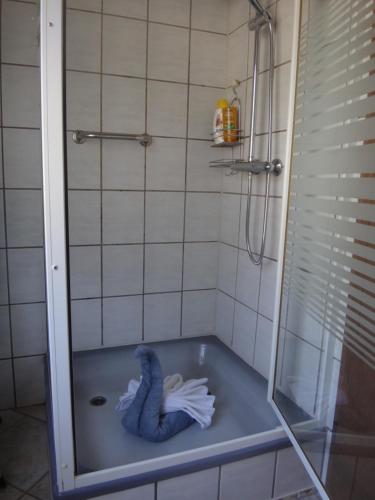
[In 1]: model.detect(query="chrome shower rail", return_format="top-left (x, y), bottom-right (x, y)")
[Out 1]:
top-left (72, 130), bottom-right (152, 147)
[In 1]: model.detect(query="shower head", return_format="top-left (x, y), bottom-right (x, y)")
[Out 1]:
top-left (249, 0), bottom-right (272, 21)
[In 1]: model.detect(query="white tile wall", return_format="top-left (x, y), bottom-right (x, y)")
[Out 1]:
top-left (0, 0), bottom-right (299, 413)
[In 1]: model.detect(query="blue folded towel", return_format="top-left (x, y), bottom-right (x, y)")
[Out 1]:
top-left (122, 346), bottom-right (195, 442)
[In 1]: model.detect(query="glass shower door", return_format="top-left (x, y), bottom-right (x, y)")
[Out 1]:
top-left (271, 1), bottom-right (375, 499)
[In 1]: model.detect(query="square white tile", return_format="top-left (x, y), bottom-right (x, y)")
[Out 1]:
top-left (71, 299), bottom-right (102, 351)
top-left (228, 0), bottom-right (250, 33)
top-left (0, 250), bottom-right (8, 304)
top-left (94, 484), bottom-right (154, 500)
top-left (144, 292), bottom-right (181, 342)
top-left (182, 290), bottom-right (216, 337)
top-left (66, 0), bottom-right (101, 11)
top-left (102, 245), bottom-right (143, 296)
top-left (102, 191), bottom-right (144, 244)
top-left (69, 246), bottom-right (101, 299)
top-left (103, 295), bottom-right (143, 346)
top-left (1, 0), bottom-right (39, 66)
top-left (147, 81), bottom-right (188, 137)
top-left (279, 331), bottom-right (322, 416)
top-left (103, 0), bottom-right (147, 19)
top-left (5, 190), bottom-right (43, 247)
top-left (102, 75), bottom-right (146, 134)
top-left (7, 248), bottom-right (45, 303)
top-left (235, 249), bottom-right (261, 310)
top-left (149, 0), bottom-right (190, 27)
top-left (102, 140), bottom-right (145, 190)
top-left (67, 135), bottom-right (101, 189)
top-left (227, 24), bottom-right (249, 84)
top-left (253, 315), bottom-right (273, 379)
top-left (217, 243), bottom-right (238, 297)
top-left (11, 303), bottom-right (47, 357)
top-left (232, 302), bottom-right (257, 365)
top-left (146, 138), bottom-right (186, 191)
top-left (0, 306), bottom-right (11, 358)
top-left (68, 190), bottom-right (101, 245)
top-left (186, 140), bottom-right (222, 192)
top-left (215, 291), bottom-right (235, 346)
top-left (145, 192), bottom-right (185, 243)
top-left (220, 453), bottom-right (276, 500)
top-left (258, 257), bottom-right (278, 321)
top-left (148, 24), bottom-right (189, 83)
top-left (274, 447), bottom-right (313, 498)
top-left (144, 243), bottom-right (183, 293)
top-left (219, 193), bottom-right (241, 246)
top-left (66, 10), bottom-right (101, 72)
top-left (66, 71), bottom-right (100, 131)
top-left (158, 467), bottom-right (219, 500)
top-left (14, 356), bottom-right (45, 407)
top-left (0, 359), bottom-right (14, 409)
top-left (102, 16), bottom-right (147, 77)
top-left (184, 193), bottom-right (220, 242)
top-left (191, 0), bottom-right (228, 33)
top-left (2, 65), bottom-right (40, 128)
top-left (183, 242), bottom-right (218, 290)
top-left (276, 0), bottom-right (295, 66)
top-left (190, 31), bottom-right (227, 87)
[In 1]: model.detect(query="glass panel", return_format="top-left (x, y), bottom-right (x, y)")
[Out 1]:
top-left (273, 0), bottom-right (375, 498)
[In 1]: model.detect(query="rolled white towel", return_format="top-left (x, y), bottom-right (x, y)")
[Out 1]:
top-left (116, 374), bottom-right (215, 429)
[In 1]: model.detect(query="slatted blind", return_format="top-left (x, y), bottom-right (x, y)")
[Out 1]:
top-left (283, 0), bottom-right (375, 369)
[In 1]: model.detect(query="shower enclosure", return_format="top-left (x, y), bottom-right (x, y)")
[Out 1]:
top-left (39, 0), bottom-right (374, 499)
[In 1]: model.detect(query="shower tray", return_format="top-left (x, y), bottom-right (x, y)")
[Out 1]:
top-left (72, 336), bottom-right (308, 473)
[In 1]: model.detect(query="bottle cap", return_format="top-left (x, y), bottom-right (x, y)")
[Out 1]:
top-left (216, 99), bottom-right (229, 108)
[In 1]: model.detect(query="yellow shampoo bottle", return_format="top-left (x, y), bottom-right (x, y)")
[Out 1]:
top-left (212, 99), bottom-right (229, 144)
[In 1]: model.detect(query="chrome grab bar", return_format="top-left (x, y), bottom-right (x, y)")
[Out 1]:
top-left (72, 130), bottom-right (152, 147)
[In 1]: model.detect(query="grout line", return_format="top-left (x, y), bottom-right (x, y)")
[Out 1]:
top-left (142, 0), bottom-right (150, 342)
top-left (64, 66), bottom-right (227, 90)
top-left (179, 0), bottom-right (193, 338)
top-left (66, 7), bottom-right (228, 37)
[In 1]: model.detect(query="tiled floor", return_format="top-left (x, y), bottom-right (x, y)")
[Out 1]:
top-left (0, 406), bottom-right (51, 500)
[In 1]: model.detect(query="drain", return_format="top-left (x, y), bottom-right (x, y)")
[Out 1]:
top-left (90, 396), bottom-right (107, 407)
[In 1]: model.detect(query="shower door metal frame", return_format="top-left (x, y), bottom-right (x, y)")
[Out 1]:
top-left (40, 0), bottom-right (75, 492)
top-left (41, 0), bottom-right (288, 496)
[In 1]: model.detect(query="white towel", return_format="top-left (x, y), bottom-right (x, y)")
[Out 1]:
top-left (116, 374), bottom-right (215, 429)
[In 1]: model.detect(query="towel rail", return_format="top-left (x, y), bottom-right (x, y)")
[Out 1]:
top-left (72, 130), bottom-right (152, 147)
